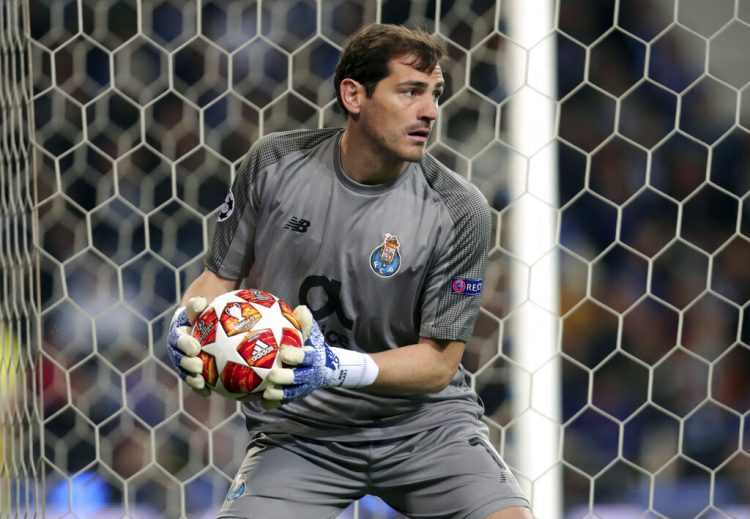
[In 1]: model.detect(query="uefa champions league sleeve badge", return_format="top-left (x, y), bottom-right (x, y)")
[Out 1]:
top-left (370, 233), bottom-right (401, 277)
top-left (217, 190), bottom-right (235, 222)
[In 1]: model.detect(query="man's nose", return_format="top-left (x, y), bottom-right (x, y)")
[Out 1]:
top-left (419, 98), bottom-right (438, 121)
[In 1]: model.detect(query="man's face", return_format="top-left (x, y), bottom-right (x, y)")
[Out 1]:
top-left (357, 57), bottom-right (445, 163)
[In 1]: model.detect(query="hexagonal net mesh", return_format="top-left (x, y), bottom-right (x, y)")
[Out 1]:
top-left (1, 0), bottom-right (42, 516)
top-left (4, 0), bottom-right (749, 517)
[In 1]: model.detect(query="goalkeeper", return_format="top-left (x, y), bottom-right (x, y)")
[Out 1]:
top-left (168, 23), bottom-right (533, 519)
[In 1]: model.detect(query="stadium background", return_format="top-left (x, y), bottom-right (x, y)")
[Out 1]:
top-left (2, 0), bottom-right (750, 517)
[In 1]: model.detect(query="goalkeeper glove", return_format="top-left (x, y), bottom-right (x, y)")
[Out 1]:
top-left (264, 305), bottom-right (379, 401)
top-left (167, 297), bottom-right (211, 396)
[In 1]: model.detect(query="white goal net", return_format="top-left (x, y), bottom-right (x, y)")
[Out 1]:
top-left (3, 0), bottom-right (750, 517)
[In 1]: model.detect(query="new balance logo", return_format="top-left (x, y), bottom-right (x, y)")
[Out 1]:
top-left (283, 217), bottom-right (310, 233)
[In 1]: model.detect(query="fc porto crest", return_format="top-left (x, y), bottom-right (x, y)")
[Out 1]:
top-left (370, 233), bottom-right (401, 277)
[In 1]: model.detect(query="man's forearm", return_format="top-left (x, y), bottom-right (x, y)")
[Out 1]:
top-left (369, 339), bottom-right (465, 393)
top-left (181, 269), bottom-right (237, 306)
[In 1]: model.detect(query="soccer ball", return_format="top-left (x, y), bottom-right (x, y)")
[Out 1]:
top-left (190, 288), bottom-right (303, 399)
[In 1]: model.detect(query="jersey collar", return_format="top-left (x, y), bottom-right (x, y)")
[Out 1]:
top-left (333, 130), bottom-right (415, 195)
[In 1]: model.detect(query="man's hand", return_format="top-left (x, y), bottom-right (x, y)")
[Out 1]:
top-left (167, 297), bottom-right (211, 397)
top-left (264, 305), bottom-right (379, 401)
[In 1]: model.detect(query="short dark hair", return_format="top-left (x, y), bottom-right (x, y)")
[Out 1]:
top-left (334, 24), bottom-right (445, 116)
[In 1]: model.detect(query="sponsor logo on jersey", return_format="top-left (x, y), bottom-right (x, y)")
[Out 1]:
top-left (451, 277), bottom-right (483, 296)
top-left (370, 233), bottom-right (401, 277)
top-left (217, 191), bottom-right (234, 222)
top-left (225, 473), bottom-right (246, 502)
top-left (299, 275), bottom-right (354, 330)
top-left (318, 323), bottom-right (350, 347)
top-left (283, 216), bottom-right (311, 233)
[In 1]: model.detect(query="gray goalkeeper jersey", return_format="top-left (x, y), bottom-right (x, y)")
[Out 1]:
top-left (206, 128), bottom-right (491, 441)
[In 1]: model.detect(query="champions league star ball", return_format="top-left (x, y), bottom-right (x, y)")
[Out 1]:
top-left (190, 289), bottom-right (303, 399)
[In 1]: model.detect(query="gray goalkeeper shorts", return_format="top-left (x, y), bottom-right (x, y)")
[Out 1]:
top-left (217, 421), bottom-right (530, 519)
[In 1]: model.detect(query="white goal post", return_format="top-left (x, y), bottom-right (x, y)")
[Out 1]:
top-left (506, 1), bottom-right (561, 518)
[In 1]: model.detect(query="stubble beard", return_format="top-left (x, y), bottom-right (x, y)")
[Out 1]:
top-left (362, 121), bottom-right (425, 165)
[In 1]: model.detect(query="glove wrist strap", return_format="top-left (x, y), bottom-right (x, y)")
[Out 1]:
top-left (330, 347), bottom-right (379, 387)
top-left (171, 306), bottom-right (188, 328)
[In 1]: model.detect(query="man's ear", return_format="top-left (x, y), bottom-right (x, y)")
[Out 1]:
top-left (340, 78), bottom-right (363, 115)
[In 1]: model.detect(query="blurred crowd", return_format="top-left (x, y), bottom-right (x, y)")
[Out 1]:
top-left (550, 0), bottom-right (750, 516)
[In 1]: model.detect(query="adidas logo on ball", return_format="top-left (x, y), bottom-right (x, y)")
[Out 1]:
top-left (251, 342), bottom-right (274, 362)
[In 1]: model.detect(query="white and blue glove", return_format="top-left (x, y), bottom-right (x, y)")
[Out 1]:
top-left (264, 305), bottom-right (379, 401)
top-left (167, 297), bottom-right (211, 396)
